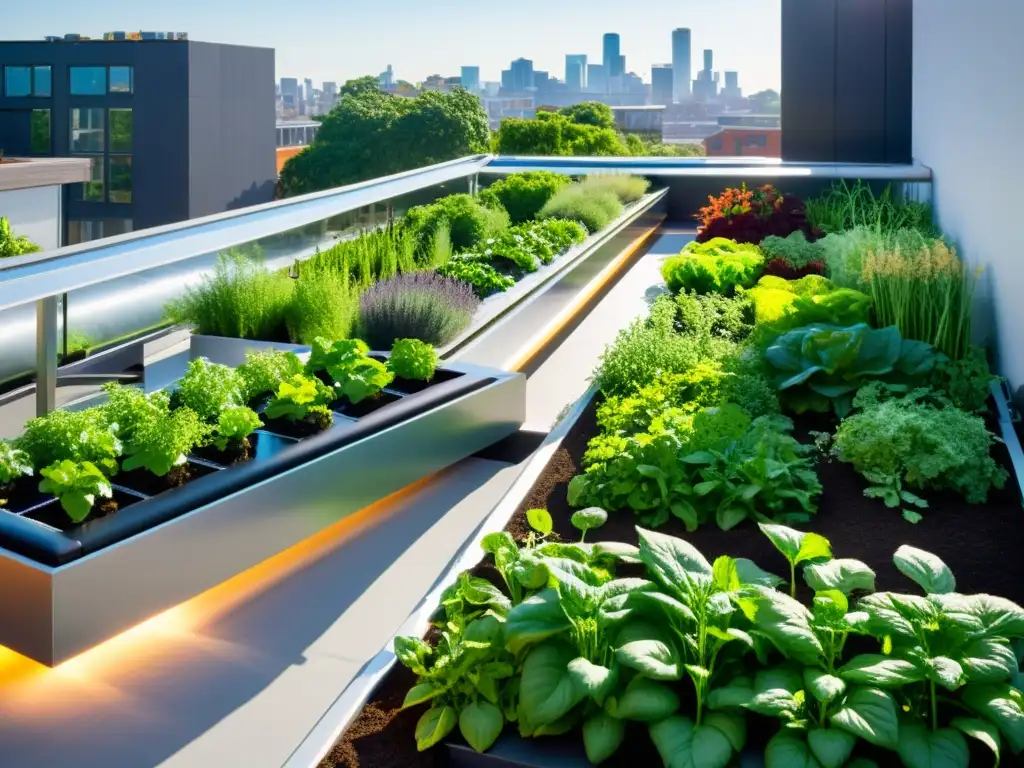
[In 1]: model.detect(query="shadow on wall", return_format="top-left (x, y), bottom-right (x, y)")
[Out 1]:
top-left (227, 180), bottom-right (277, 211)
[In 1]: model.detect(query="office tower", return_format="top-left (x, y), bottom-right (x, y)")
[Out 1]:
top-left (602, 33), bottom-right (621, 79)
top-left (501, 69), bottom-right (513, 92)
top-left (671, 28), bottom-right (691, 102)
top-left (704, 49), bottom-right (713, 72)
top-left (304, 77), bottom-right (314, 107)
top-left (460, 66), bottom-right (480, 92)
top-left (652, 64), bottom-right (674, 106)
top-left (534, 70), bottom-right (552, 93)
top-left (619, 55), bottom-right (626, 75)
top-left (565, 54), bottom-right (587, 92)
top-left (280, 77), bottom-right (299, 112)
top-left (379, 64), bottom-right (394, 88)
top-left (510, 57), bottom-right (534, 92)
top-left (721, 71), bottom-right (742, 100)
top-left (0, 38), bottom-right (276, 244)
top-left (587, 63), bottom-right (606, 94)
top-left (323, 81), bottom-right (338, 97)
top-left (692, 49), bottom-right (717, 101)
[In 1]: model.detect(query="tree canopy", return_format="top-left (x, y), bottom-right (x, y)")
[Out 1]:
top-left (558, 101), bottom-right (615, 129)
top-left (278, 81), bottom-right (490, 197)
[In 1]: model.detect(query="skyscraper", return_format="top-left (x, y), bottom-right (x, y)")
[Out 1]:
top-left (587, 63), bottom-right (606, 94)
top-left (652, 64), bottom-right (674, 106)
top-left (603, 33), bottom-right (622, 79)
top-left (704, 49), bottom-right (714, 72)
top-left (692, 50), bottom-right (717, 101)
top-left (280, 77), bottom-right (299, 113)
top-left (566, 54), bottom-right (587, 92)
top-left (510, 57), bottom-right (534, 92)
top-left (461, 66), bottom-right (481, 92)
top-left (672, 28), bottom-right (692, 102)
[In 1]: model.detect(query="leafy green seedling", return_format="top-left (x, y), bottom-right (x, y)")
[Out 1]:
top-left (570, 507), bottom-right (607, 542)
top-left (759, 522), bottom-right (834, 598)
top-left (175, 357), bottom-right (244, 421)
top-left (39, 460), bottom-right (113, 523)
top-left (264, 374), bottom-right (336, 429)
top-left (0, 439), bottom-right (32, 486)
top-left (213, 406), bottom-right (263, 451)
top-left (236, 349), bottom-right (304, 401)
top-left (122, 407), bottom-right (212, 477)
top-left (389, 338), bottom-right (439, 381)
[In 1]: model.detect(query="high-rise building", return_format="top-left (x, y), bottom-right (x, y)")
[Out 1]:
top-left (304, 77), bottom-right (314, 109)
top-left (460, 66), bottom-right (480, 93)
top-left (602, 33), bottom-right (622, 79)
top-left (565, 54), bottom-right (587, 92)
top-left (501, 69), bottom-right (513, 92)
top-left (703, 49), bottom-right (714, 72)
top-left (379, 64), bottom-right (395, 88)
top-left (692, 49), bottom-right (718, 101)
top-left (280, 77), bottom-right (299, 113)
top-left (619, 55), bottom-right (626, 76)
top-left (652, 64), bottom-right (674, 106)
top-left (509, 57), bottom-right (534, 92)
top-left (587, 63), bottom-right (606, 94)
top-left (534, 70), bottom-right (552, 93)
top-left (721, 71), bottom-right (742, 101)
top-left (671, 28), bottom-right (692, 102)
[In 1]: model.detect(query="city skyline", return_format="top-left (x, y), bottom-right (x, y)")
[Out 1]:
top-left (3, 0), bottom-right (781, 93)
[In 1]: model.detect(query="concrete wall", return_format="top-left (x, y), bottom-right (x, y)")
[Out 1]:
top-left (912, 0), bottom-right (1024, 394)
top-left (0, 184), bottom-right (61, 250)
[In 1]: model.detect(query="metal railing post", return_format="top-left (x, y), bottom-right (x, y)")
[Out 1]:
top-left (36, 295), bottom-right (59, 417)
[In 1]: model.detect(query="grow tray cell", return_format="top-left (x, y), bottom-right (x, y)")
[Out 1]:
top-left (21, 488), bottom-right (147, 533)
top-left (259, 413), bottom-right (357, 439)
top-left (116, 459), bottom-right (220, 497)
top-left (386, 367), bottom-right (464, 396)
top-left (337, 390), bottom-right (402, 419)
top-left (190, 429), bottom-right (297, 467)
top-left (0, 477), bottom-right (56, 516)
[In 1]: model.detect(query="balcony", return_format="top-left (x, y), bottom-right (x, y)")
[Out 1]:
top-left (0, 3), bottom-right (1021, 767)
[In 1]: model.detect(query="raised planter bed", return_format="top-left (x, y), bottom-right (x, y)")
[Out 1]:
top-left (0, 349), bottom-right (526, 666)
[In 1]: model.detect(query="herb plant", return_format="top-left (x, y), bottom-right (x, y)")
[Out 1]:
top-left (388, 338), bottom-right (438, 381)
top-left (0, 440), bottom-right (33, 487)
top-left (100, 383), bottom-right (170, 442)
top-left (478, 171), bottom-right (572, 224)
top-left (213, 406), bottom-right (262, 451)
top-left (539, 184), bottom-right (624, 232)
top-left (174, 357), bottom-right (244, 421)
top-left (359, 271), bottom-right (481, 347)
top-left (436, 256), bottom-right (516, 298)
top-left (236, 349), bottom-right (305, 402)
top-left (309, 337), bottom-right (394, 403)
top-left (122, 407), bottom-right (212, 477)
top-left (39, 460), bottom-right (113, 523)
top-left (264, 374), bottom-right (336, 428)
top-left (17, 409), bottom-right (122, 476)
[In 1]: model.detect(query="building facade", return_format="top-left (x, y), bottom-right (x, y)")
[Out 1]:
top-left (0, 39), bottom-right (276, 245)
top-left (565, 54), bottom-right (586, 93)
top-left (652, 64), bottom-right (673, 106)
top-left (602, 33), bottom-right (621, 93)
top-left (460, 66), bottom-right (480, 93)
top-left (671, 28), bottom-right (691, 103)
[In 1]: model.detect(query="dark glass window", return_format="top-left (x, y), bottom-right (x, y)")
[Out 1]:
top-left (4, 66), bottom-right (31, 97)
top-left (109, 66), bottom-right (133, 93)
top-left (33, 66), bottom-right (52, 96)
top-left (70, 66), bottom-right (107, 95)
top-left (30, 109), bottom-right (51, 154)
top-left (108, 156), bottom-right (132, 203)
top-left (79, 157), bottom-right (105, 202)
top-left (70, 108), bottom-right (105, 153)
top-left (109, 109), bottom-right (132, 152)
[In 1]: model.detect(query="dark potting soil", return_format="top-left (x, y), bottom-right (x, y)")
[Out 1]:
top-left (190, 431), bottom-right (298, 467)
top-left (320, 397), bottom-right (1024, 768)
top-left (261, 413), bottom-right (336, 440)
top-left (338, 391), bottom-right (402, 420)
top-left (22, 488), bottom-right (143, 532)
top-left (117, 461), bottom-right (219, 498)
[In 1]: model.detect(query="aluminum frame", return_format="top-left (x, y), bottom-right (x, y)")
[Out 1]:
top-left (0, 360), bottom-right (525, 666)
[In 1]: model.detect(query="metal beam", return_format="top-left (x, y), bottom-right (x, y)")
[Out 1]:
top-left (35, 296), bottom-right (59, 417)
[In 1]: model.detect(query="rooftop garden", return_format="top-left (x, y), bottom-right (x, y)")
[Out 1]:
top-left (327, 179), bottom-right (1024, 768)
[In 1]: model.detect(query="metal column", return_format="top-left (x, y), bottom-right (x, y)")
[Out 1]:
top-left (36, 295), bottom-right (59, 417)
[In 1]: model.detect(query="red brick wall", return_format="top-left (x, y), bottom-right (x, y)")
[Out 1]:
top-left (703, 129), bottom-right (782, 158)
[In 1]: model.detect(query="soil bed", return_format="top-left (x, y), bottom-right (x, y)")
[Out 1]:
top-left (23, 488), bottom-right (143, 532)
top-left (323, 395), bottom-right (1024, 768)
top-left (117, 461), bottom-right (218, 497)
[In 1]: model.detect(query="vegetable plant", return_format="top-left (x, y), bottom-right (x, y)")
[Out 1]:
top-left (264, 374), bottom-right (336, 428)
top-left (478, 171), bottom-right (572, 224)
top-left (765, 323), bottom-right (941, 416)
top-left (0, 440), bottom-right (33, 487)
top-left (39, 460), bottom-right (113, 523)
top-left (235, 349), bottom-right (304, 402)
top-left (661, 243), bottom-right (765, 296)
top-left (437, 258), bottom-right (515, 298)
top-left (122, 407), bottom-right (212, 477)
top-left (175, 357), bottom-right (244, 421)
top-left (388, 338), bottom-right (438, 381)
top-left (16, 408), bottom-right (122, 476)
top-left (213, 406), bottom-right (262, 451)
top-left (100, 383), bottom-right (171, 442)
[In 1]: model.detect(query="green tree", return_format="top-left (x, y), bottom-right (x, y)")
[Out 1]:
top-left (0, 217), bottom-right (42, 258)
top-left (279, 84), bottom-right (489, 197)
top-left (559, 101), bottom-right (615, 129)
top-left (493, 118), bottom-right (563, 155)
top-left (340, 75), bottom-right (381, 98)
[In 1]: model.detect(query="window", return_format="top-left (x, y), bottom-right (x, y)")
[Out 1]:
top-left (67, 219), bottom-right (133, 246)
top-left (109, 109), bottom-right (132, 152)
top-left (33, 66), bottom-right (52, 97)
top-left (109, 66), bottom-right (133, 93)
top-left (4, 66), bottom-right (31, 97)
top-left (709, 137), bottom-right (723, 151)
top-left (70, 107), bottom-right (105, 152)
top-left (79, 157), bottom-right (105, 202)
top-left (70, 66), bottom-right (107, 95)
top-left (30, 109), bottom-right (51, 154)
top-left (108, 156), bottom-right (132, 203)
top-left (746, 134), bottom-right (768, 148)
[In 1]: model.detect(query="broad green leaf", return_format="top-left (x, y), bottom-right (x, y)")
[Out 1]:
top-left (839, 654), bottom-right (926, 688)
top-left (605, 675), bottom-right (680, 721)
top-left (748, 688), bottom-right (802, 718)
top-left (753, 589), bottom-right (824, 665)
top-left (415, 705), bottom-right (457, 751)
top-left (707, 677), bottom-right (754, 710)
top-left (509, 555), bottom-right (549, 590)
top-left (896, 723), bottom-right (969, 768)
top-left (402, 681), bottom-right (446, 708)
top-left (583, 711), bottom-right (625, 765)
top-left (703, 711), bottom-right (747, 753)
top-left (804, 669), bottom-right (846, 703)
top-left (459, 700), bottom-right (504, 753)
top-left (807, 727), bottom-right (856, 768)
top-left (567, 657), bottom-right (618, 701)
top-left (694, 480), bottom-right (721, 496)
top-left (814, 589), bottom-right (849, 617)
top-left (503, 589), bottom-right (570, 655)
top-left (526, 508), bottom-right (553, 535)
top-left (530, 707), bottom-right (580, 737)
top-left (629, 590), bottom-right (696, 624)
top-left (735, 558), bottom-right (785, 588)
top-left (716, 505), bottom-right (749, 531)
top-left (518, 641), bottom-right (585, 727)
top-left (459, 575), bottom-right (512, 612)
top-left (616, 639), bottom-right (682, 680)
top-left (765, 731), bottom-right (822, 768)
top-left (571, 507), bottom-right (608, 533)
top-left (591, 541), bottom-right (641, 564)
top-left (481, 531), bottom-right (517, 558)
top-left (394, 635), bottom-right (432, 675)
top-left (804, 559), bottom-right (876, 595)
top-left (759, 522), bottom-right (806, 563)
top-left (858, 592), bottom-right (934, 639)
top-left (894, 545), bottom-right (956, 594)
top-left (941, 594), bottom-right (1024, 639)
top-left (463, 614), bottom-right (503, 649)
top-left (756, 664), bottom-right (804, 696)
top-left (961, 638), bottom-right (1019, 684)
top-left (831, 687), bottom-right (899, 749)
top-left (796, 533), bottom-right (833, 564)
top-left (649, 715), bottom-right (735, 768)
top-left (951, 716), bottom-right (1001, 767)
top-left (712, 555), bottom-right (741, 592)
top-left (636, 527), bottom-right (712, 592)
top-left (962, 684), bottom-right (1024, 752)
top-left (927, 656), bottom-right (965, 691)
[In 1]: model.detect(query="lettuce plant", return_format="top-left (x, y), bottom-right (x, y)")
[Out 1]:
top-left (122, 407), bottom-right (212, 477)
top-left (39, 460), bottom-right (113, 523)
top-left (264, 374), bottom-right (336, 429)
top-left (0, 439), bottom-right (32, 487)
top-left (306, 337), bottom-right (394, 403)
top-left (236, 349), bottom-right (304, 402)
top-left (213, 406), bottom-right (262, 451)
top-left (389, 338), bottom-right (438, 381)
top-left (100, 382), bottom-right (170, 442)
top-left (661, 247), bottom-right (765, 296)
top-left (174, 357), bottom-right (244, 421)
top-left (765, 323), bottom-right (940, 416)
top-left (16, 408), bottom-right (122, 476)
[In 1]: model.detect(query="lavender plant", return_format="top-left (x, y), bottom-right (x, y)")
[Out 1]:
top-left (358, 271), bottom-right (480, 349)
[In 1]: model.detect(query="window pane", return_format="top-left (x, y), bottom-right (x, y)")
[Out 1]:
top-left (109, 156), bottom-right (132, 203)
top-left (109, 109), bottom-right (132, 152)
top-left (70, 107), bottom-right (105, 152)
top-left (4, 66), bottom-right (31, 97)
top-left (34, 66), bottom-right (52, 97)
top-left (78, 157), bottom-right (105, 202)
top-left (70, 66), bottom-right (107, 95)
top-left (109, 66), bottom-right (133, 93)
top-left (30, 110), bottom-right (51, 154)
top-left (68, 219), bottom-right (133, 245)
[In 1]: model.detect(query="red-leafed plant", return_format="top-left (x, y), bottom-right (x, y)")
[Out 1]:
top-left (695, 184), bottom-right (820, 245)
top-left (763, 258), bottom-right (827, 280)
